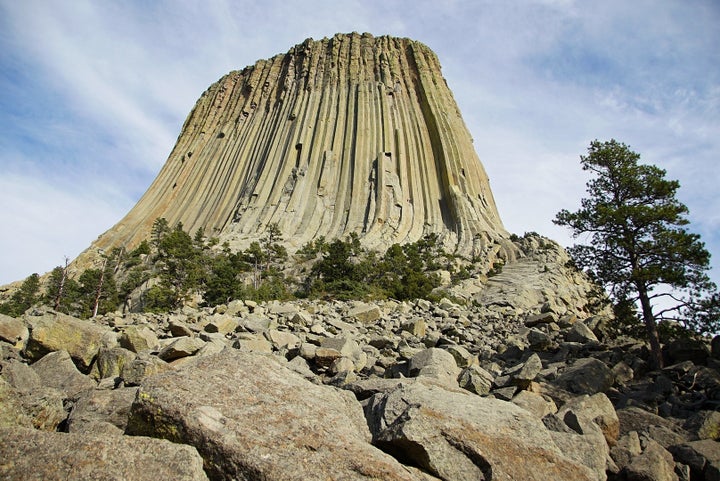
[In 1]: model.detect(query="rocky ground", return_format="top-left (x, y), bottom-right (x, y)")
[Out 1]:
top-left (1, 240), bottom-right (719, 480)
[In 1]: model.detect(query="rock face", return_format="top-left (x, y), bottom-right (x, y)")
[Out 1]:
top-left (82, 32), bottom-right (514, 268)
top-left (0, 427), bottom-right (208, 481)
top-left (126, 350), bottom-right (423, 481)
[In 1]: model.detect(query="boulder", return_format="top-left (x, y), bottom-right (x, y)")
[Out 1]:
top-left (66, 387), bottom-right (138, 435)
top-left (121, 352), bottom-right (172, 386)
top-left (557, 393), bottom-right (620, 446)
top-left (458, 365), bottom-right (494, 395)
top-left (554, 358), bottom-right (614, 395)
top-left (158, 336), bottom-right (205, 361)
top-left (346, 303), bottom-right (382, 324)
top-left (365, 382), bottom-right (600, 481)
top-left (617, 407), bottom-right (690, 449)
top-left (610, 431), bottom-right (642, 471)
top-left (126, 350), bottom-right (423, 481)
top-left (527, 328), bottom-right (553, 350)
top-left (683, 410), bottom-right (720, 441)
top-left (321, 336), bottom-right (366, 371)
top-left (566, 321), bottom-right (599, 344)
top-left (90, 346), bottom-right (136, 380)
top-left (0, 313), bottom-right (28, 348)
top-left (511, 352), bottom-right (543, 388)
top-left (408, 348), bottom-right (460, 386)
top-left (24, 311), bottom-right (109, 371)
top-left (0, 378), bottom-right (32, 428)
top-left (203, 314), bottom-right (238, 335)
top-left (623, 438), bottom-right (678, 481)
top-left (443, 344), bottom-right (476, 368)
top-left (0, 427), bottom-right (208, 481)
top-left (31, 350), bottom-right (96, 399)
top-left (512, 390), bottom-right (557, 418)
top-left (266, 329), bottom-right (300, 350)
top-left (669, 439), bottom-right (720, 481)
top-left (119, 325), bottom-right (160, 353)
top-left (239, 313), bottom-right (275, 333)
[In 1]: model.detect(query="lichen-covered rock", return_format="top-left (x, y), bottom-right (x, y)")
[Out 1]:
top-left (0, 427), bottom-right (208, 481)
top-left (24, 311), bottom-right (109, 371)
top-left (119, 325), bottom-right (160, 353)
top-left (0, 313), bottom-right (28, 348)
top-left (66, 387), bottom-right (138, 435)
top-left (31, 350), bottom-right (96, 399)
top-left (365, 382), bottom-right (600, 481)
top-left (126, 350), bottom-right (424, 481)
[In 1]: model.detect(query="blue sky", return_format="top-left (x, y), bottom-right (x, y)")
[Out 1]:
top-left (1, 0), bottom-right (718, 287)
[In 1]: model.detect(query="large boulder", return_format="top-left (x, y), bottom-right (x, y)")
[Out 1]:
top-left (31, 350), bottom-right (96, 399)
top-left (24, 311), bottom-right (110, 371)
top-left (0, 427), bottom-right (208, 481)
top-left (0, 313), bottom-right (28, 348)
top-left (66, 387), bottom-right (138, 435)
top-left (365, 381), bottom-right (602, 481)
top-left (126, 350), bottom-right (423, 481)
top-left (408, 348), bottom-right (460, 386)
top-left (554, 358), bottom-right (614, 395)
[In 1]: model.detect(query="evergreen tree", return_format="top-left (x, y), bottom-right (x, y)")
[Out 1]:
top-left (555, 139), bottom-right (718, 368)
top-left (0, 273), bottom-right (40, 317)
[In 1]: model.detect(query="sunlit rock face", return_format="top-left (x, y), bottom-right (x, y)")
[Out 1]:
top-left (87, 32), bottom-right (514, 262)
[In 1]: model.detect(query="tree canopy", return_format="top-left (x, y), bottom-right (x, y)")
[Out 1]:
top-left (555, 139), bottom-right (718, 368)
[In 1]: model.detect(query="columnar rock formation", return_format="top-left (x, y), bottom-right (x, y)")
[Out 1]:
top-left (89, 32), bottom-right (512, 260)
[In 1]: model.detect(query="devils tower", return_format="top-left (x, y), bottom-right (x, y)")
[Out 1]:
top-left (85, 33), bottom-right (514, 264)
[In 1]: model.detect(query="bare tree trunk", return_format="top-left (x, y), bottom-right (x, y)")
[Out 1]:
top-left (638, 286), bottom-right (663, 369)
top-left (92, 257), bottom-right (108, 318)
top-left (54, 257), bottom-right (69, 311)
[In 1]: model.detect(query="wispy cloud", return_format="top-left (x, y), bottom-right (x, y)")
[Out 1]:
top-left (1, 0), bottom-right (718, 284)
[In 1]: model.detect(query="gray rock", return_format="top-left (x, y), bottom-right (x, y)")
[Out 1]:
top-left (611, 431), bottom-right (642, 471)
top-left (555, 358), bottom-right (614, 395)
top-left (512, 352), bottom-right (543, 388)
top-left (24, 311), bottom-right (110, 371)
top-left (617, 407), bottom-right (690, 449)
top-left (669, 439), bottom-right (720, 480)
top-left (321, 336), bottom-right (366, 371)
top-left (126, 350), bottom-right (422, 481)
top-left (365, 382), bottom-right (600, 481)
top-left (266, 329), bottom-right (301, 350)
top-left (0, 378), bottom-right (32, 428)
top-left (119, 325), bottom-right (160, 353)
top-left (121, 352), bottom-right (172, 386)
top-left (240, 313), bottom-right (275, 333)
top-left (528, 328), bottom-right (553, 350)
top-left (168, 319), bottom-right (195, 337)
top-left (31, 350), bottom-right (96, 399)
top-left (458, 365), bottom-right (494, 395)
top-left (512, 390), bottom-right (557, 418)
top-left (203, 314), bottom-right (238, 334)
top-left (0, 313), bottom-right (28, 348)
top-left (566, 321), bottom-right (599, 343)
top-left (158, 336), bottom-right (205, 361)
top-left (90, 346), bottom-right (136, 380)
top-left (557, 393), bottom-right (620, 446)
top-left (667, 338), bottom-right (710, 365)
top-left (443, 344), bottom-right (476, 368)
top-left (408, 348), bottom-right (460, 386)
top-left (0, 427), bottom-right (208, 481)
top-left (346, 303), bottom-right (382, 324)
top-left (66, 387), bottom-right (138, 434)
top-left (683, 410), bottom-right (720, 441)
top-left (623, 438), bottom-right (678, 481)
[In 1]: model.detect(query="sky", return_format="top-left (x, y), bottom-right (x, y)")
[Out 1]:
top-left (1, 0), bottom-right (718, 287)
